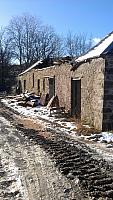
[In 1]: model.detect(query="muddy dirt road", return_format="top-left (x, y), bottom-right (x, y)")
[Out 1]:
top-left (0, 105), bottom-right (84, 200)
top-left (0, 102), bottom-right (113, 200)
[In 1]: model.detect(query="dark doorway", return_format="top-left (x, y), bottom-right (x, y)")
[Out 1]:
top-left (49, 77), bottom-right (55, 98)
top-left (71, 79), bottom-right (81, 118)
top-left (37, 79), bottom-right (40, 95)
top-left (17, 80), bottom-right (22, 94)
top-left (24, 80), bottom-right (26, 92)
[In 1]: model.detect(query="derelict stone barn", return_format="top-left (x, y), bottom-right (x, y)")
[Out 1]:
top-left (18, 31), bottom-right (113, 131)
top-left (71, 31), bottom-right (113, 131)
top-left (18, 57), bottom-right (73, 112)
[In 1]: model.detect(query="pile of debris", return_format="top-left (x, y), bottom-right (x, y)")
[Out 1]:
top-left (7, 91), bottom-right (66, 117)
top-left (16, 92), bottom-right (40, 107)
top-left (46, 95), bottom-right (65, 117)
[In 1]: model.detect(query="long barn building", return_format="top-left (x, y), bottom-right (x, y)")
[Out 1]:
top-left (18, 31), bottom-right (113, 131)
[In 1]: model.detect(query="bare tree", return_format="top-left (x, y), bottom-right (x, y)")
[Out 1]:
top-left (0, 28), bottom-right (12, 65)
top-left (0, 27), bottom-right (13, 91)
top-left (7, 14), bottom-right (41, 68)
top-left (7, 16), bottom-right (23, 66)
top-left (7, 14), bottom-right (64, 68)
top-left (52, 34), bottom-right (64, 58)
top-left (65, 32), bottom-right (92, 58)
top-left (21, 15), bottom-right (42, 67)
top-left (35, 25), bottom-right (64, 59)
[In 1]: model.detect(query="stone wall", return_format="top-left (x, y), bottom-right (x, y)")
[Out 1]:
top-left (72, 58), bottom-right (105, 130)
top-left (18, 69), bottom-right (36, 93)
top-left (18, 58), bottom-right (105, 130)
top-left (103, 55), bottom-right (113, 130)
top-left (18, 64), bottom-right (72, 112)
top-left (34, 64), bottom-right (72, 112)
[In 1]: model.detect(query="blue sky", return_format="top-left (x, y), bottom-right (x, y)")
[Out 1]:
top-left (0, 0), bottom-right (113, 41)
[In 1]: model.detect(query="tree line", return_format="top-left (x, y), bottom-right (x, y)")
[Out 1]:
top-left (0, 14), bottom-right (93, 68)
top-left (0, 14), bottom-right (93, 93)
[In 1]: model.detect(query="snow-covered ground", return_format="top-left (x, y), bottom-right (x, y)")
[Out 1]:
top-left (1, 98), bottom-right (77, 134)
top-left (2, 97), bottom-right (113, 163)
top-left (86, 132), bottom-right (113, 144)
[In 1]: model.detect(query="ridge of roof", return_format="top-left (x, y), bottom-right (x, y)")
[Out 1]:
top-left (19, 60), bottom-right (43, 76)
top-left (74, 31), bottom-right (113, 64)
top-left (88, 31), bottom-right (113, 52)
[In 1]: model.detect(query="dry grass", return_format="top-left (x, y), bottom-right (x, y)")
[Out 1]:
top-left (16, 111), bottom-right (100, 138)
top-left (16, 116), bottom-right (52, 139)
top-left (67, 116), bottom-right (100, 136)
top-left (76, 126), bottom-right (100, 136)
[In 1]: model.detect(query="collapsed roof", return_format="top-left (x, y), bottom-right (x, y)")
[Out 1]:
top-left (19, 60), bottom-right (43, 76)
top-left (71, 31), bottom-right (113, 70)
top-left (19, 56), bottom-right (71, 76)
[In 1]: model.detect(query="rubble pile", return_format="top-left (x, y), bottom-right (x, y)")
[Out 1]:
top-left (9, 92), bottom-right (66, 117)
top-left (15, 92), bottom-right (40, 107)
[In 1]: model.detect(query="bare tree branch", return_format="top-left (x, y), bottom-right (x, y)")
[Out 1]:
top-left (65, 31), bottom-right (93, 58)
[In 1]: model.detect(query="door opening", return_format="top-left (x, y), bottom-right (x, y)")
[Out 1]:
top-left (71, 79), bottom-right (81, 118)
top-left (49, 76), bottom-right (55, 98)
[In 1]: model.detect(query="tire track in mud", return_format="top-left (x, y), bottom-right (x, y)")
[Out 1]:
top-left (16, 125), bottom-right (113, 200)
top-left (0, 105), bottom-right (84, 200)
top-left (1, 102), bottom-right (113, 199)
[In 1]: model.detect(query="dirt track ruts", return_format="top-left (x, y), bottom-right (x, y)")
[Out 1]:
top-left (1, 101), bottom-right (113, 200)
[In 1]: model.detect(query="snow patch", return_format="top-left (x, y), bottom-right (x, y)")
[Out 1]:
top-left (0, 116), bottom-right (11, 126)
top-left (100, 132), bottom-right (113, 143)
top-left (1, 98), bottom-right (77, 134)
top-left (75, 32), bottom-right (113, 63)
top-left (85, 132), bottom-right (113, 144)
